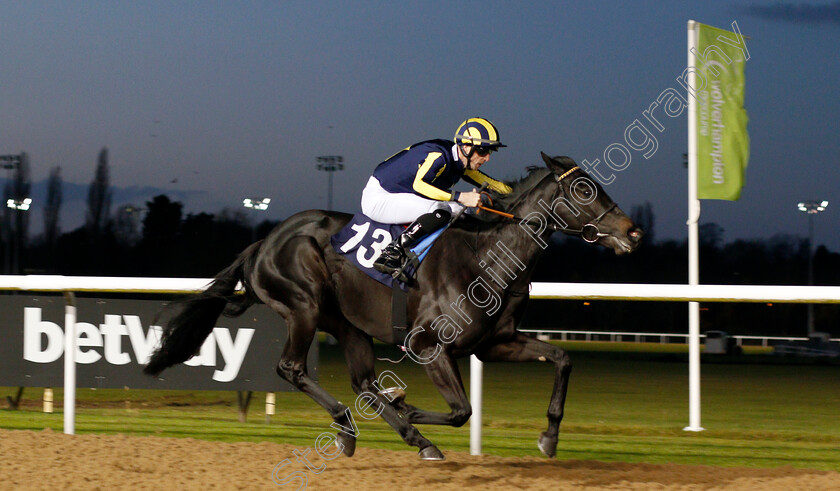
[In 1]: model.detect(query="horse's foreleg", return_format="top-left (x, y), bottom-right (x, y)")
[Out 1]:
top-left (338, 327), bottom-right (443, 459)
top-left (399, 351), bottom-right (473, 428)
top-left (475, 333), bottom-right (572, 458)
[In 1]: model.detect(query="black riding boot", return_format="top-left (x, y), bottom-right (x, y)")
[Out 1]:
top-left (374, 209), bottom-right (451, 280)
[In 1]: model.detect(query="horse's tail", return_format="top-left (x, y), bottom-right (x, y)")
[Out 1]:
top-left (143, 240), bottom-right (262, 377)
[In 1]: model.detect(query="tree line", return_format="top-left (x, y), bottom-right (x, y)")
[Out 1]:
top-left (3, 149), bottom-right (837, 337)
top-left (1, 147), bottom-right (278, 277)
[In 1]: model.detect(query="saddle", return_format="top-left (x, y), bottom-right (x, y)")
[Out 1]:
top-left (330, 213), bottom-right (444, 291)
top-left (331, 213), bottom-right (447, 342)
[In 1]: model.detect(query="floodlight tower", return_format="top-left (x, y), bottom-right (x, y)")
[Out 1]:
top-left (243, 197), bottom-right (271, 211)
top-left (316, 156), bottom-right (344, 211)
top-left (315, 155), bottom-right (344, 347)
top-left (6, 197), bottom-right (31, 274)
top-left (797, 199), bottom-right (828, 335)
top-left (243, 197), bottom-right (271, 242)
top-left (1, 154), bottom-right (23, 274)
top-left (6, 197), bottom-right (32, 211)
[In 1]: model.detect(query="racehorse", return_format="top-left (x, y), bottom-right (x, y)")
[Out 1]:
top-left (144, 152), bottom-right (643, 460)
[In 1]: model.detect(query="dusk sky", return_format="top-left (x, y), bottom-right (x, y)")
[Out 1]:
top-left (2, 1), bottom-right (839, 253)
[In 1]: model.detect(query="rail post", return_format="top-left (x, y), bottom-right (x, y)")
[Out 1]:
top-left (63, 291), bottom-right (77, 435)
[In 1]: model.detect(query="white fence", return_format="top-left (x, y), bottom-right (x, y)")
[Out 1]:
top-left (528, 282), bottom-right (840, 303)
top-left (0, 275), bottom-right (213, 435)
top-left (518, 330), bottom-right (840, 347)
top-left (0, 275), bottom-right (211, 293)
top-left (2, 276), bottom-right (840, 454)
top-left (470, 281), bottom-right (840, 454)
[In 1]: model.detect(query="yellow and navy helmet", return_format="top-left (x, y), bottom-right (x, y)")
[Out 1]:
top-left (454, 117), bottom-right (506, 148)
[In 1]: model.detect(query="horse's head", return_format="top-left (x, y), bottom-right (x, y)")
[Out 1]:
top-left (537, 152), bottom-right (643, 254)
top-left (487, 153), bottom-right (642, 254)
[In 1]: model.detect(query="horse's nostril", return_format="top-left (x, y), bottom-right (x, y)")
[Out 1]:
top-left (628, 227), bottom-right (644, 241)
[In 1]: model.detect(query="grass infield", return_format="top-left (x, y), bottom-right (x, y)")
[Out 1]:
top-left (2, 341), bottom-right (839, 470)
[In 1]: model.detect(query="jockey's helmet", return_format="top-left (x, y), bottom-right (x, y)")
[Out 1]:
top-left (454, 118), bottom-right (506, 149)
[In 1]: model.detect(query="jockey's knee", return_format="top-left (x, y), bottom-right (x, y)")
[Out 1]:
top-left (433, 201), bottom-right (460, 217)
top-left (420, 206), bottom-right (451, 228)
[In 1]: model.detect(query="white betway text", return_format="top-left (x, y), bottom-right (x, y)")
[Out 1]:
top-left (22, 307), bottom-right (253, 382)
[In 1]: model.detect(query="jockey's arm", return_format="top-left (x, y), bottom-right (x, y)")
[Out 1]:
top-left (411, 152), bottom-right (458, 201)
top-left (463, 170), bottom-right (512, 194)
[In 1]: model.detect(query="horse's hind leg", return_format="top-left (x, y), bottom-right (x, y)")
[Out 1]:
top-left (274, 310), bottom-right (359, 456)
top-left (337, 325), bottom-right (444, 460)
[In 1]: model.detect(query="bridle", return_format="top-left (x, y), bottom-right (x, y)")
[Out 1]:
top-left (477, 166), bottom-right (617, 244)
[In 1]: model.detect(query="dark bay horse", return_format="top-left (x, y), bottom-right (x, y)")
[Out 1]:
top-left (144, 153), bottom-right (642, 460)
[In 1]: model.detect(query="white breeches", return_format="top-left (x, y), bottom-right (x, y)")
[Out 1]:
top-left (361, 177), bottom-right (464, 224)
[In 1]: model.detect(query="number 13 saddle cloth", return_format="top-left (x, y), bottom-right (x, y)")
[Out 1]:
top-left (330, 213), bottom-right (444, 291)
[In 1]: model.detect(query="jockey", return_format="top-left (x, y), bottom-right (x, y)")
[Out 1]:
top-left (361, 117), bottom-right (512, 279)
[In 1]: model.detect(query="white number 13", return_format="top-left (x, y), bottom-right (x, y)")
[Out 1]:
top-left (339, 222), bottom-right (393, 269)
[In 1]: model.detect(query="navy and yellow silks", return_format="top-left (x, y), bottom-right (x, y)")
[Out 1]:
top-left (372, 139), bottom-right (511, 201)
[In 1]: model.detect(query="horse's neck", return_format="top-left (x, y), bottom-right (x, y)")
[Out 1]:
top-left (470, 189), bottom-right (556, 288)
top-left (511, 180), bottom-right (562, 249)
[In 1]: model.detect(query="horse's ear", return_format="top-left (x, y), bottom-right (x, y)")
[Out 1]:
top-left (540, 151), bottom-right (556, 168)
top-left (541, 151), bottom-right (572, 172)
top-left (541, 152), bottom-right (577, 172)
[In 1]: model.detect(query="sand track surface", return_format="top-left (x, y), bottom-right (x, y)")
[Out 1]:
top-left (1, 429), bottom-right (838, 490)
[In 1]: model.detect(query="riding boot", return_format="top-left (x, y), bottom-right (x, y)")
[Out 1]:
top-left (374, 209), bottom-right (451, 279)
top-left (372, 241), bottom-right (407, 277)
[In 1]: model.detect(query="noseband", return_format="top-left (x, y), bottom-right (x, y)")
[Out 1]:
top-left (481, 166), bottom-right (617, 243)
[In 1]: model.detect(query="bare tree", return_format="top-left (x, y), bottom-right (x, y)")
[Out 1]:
top-left (699, 222), bottom-right (725, 250)
top-left (113, 204), bottom-right (142, 246)
top-left (44, 166), bottom-right (63, 251)
top-left (86, 147), bottom-right (112, 238)
top-left (629, 201), bottom-right (655, 244)
top-left (142, 195), bottom-right (183, 246)
top-left (14, 153), bottom-right (32, 245)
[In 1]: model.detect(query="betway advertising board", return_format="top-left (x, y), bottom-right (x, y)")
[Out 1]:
top-left (0, 296), bottom-right (317, 391)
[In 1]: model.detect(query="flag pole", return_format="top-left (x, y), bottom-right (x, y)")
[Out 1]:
top-left (685, 19), bottom-right (704, 432)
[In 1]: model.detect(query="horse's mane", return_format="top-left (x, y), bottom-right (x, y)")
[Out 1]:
top-left (491, 166), bottom-right (552, 211)
top-left (452, 165), bottom-right (550, 229)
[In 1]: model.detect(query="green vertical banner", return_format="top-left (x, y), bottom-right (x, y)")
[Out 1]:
top-left (695, 23), bottom-right (749, 200)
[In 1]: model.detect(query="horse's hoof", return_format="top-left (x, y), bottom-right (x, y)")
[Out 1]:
top-left (418, 445), bottom-right (445, 461)
top-left (538, 432), bottom-right (557, 458)
top-left (335, 431), bottom-right (356, 457)
top-left (379, 386), bottom-right (406, 404)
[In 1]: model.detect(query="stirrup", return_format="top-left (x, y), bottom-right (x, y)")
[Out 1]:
top-left (374, 254), bottom-right (403, 274)
top-left (390, 264), bottom-right (410, 283)
top-left (390, 249), bottom-right (421, 283)
top-left (374, 242), bottom-right (406, 275)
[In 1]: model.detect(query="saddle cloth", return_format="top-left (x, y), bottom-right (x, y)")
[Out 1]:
top-left (330, 213), bottom-right (444, 291)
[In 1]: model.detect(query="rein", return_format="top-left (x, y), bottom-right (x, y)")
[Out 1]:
top-left (476, 204), bottom-right (515, 219)
top-left (476, 166), bottom-right (617, 243)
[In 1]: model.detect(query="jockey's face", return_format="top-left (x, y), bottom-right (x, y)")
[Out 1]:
top-left (459, 145), bottom-right (492, 171)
